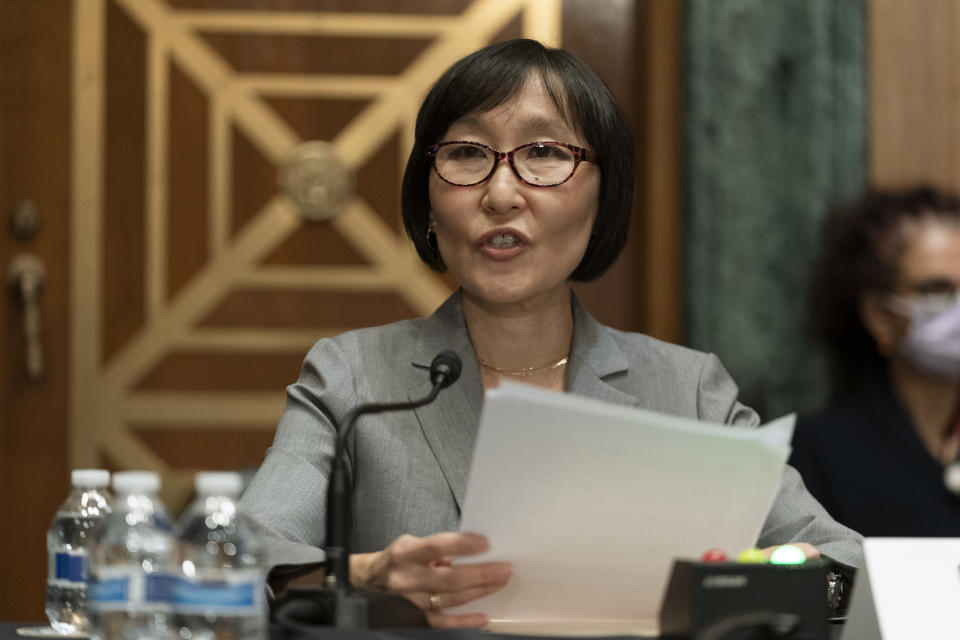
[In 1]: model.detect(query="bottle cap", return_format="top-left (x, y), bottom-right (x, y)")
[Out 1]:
top-left (112, 470), bottom-right (161, 494)
top-left (195, 471), bottom-right (243, 497)
top-left (72, 468), bottom-right (110, 488)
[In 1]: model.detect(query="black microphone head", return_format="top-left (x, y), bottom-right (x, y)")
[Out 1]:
top-left (430, 351), bottom-right (462, 389)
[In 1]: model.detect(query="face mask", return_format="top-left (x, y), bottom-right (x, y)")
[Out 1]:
top-left (895, 293), bottom-right (960, 380)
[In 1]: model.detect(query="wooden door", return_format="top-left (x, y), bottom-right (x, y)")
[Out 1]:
top-left (2, 0), bottom-right (677, 620)
top-left (1, 0), bottom-right (74, 623)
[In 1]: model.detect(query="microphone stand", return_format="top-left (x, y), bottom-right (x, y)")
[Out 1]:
top-left (325, 352), bottom-right (461, 628)
top-left (325, 386), bottom-right (444, 628)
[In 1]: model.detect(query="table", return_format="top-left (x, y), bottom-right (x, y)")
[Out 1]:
top-left (1, 621), bottom-right (845, 640)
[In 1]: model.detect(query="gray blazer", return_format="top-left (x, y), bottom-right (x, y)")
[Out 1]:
top-left (240, 291), bottom-right (864, 570)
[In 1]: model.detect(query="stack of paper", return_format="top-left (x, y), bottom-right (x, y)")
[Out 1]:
top-left (453, 381), bottom-right (794, 633)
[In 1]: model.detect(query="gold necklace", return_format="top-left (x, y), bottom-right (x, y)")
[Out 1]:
top-left (476, 355), bottom-right (569, 377)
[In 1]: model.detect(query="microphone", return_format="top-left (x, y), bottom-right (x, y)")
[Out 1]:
top-left (273, 351), bottom-right (462, 630)
top-left (430, 350), bottom-right (462, 389)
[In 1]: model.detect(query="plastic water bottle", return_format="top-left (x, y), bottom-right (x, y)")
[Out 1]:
top-left (45, 468), bottom-right (112, 633)
top-left (173, 472), bottom-right (266, 640)
top-left (88, 470), bottom-right (176, 640)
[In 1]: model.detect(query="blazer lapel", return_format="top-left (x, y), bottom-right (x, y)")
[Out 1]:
top-left (409, 291), bottom-right (482, 511)
top-left (566, 294), bottom-right (638, 407)
top-left (407, 290), bottom-right (637, 511)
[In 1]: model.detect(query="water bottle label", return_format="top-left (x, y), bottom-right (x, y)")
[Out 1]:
top-left (145, 573), bottom-right (173, 603)
top-left (172, 570), bottom-right (265, 615)
top-left (48, 550), bottom-right (87, 586)
top-left (89, 568), bottom-right (173, 611)
top-left (88, 573), bottom-right (129, 607)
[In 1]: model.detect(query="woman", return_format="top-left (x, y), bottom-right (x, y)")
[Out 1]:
top-left (240, 39), bottom-right (862, 628)
top-left (790, 187), bottom-right (960, 536)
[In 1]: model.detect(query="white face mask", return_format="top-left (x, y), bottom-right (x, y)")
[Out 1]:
top-left (889, 292), bottom-right (960, 380)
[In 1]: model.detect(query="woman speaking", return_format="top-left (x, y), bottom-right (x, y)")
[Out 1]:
top-left (240, 38), bottom-right (862, 628)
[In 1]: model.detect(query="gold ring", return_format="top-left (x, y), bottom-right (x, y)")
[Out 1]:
top-left (429, 593), bottom-right (442, 611)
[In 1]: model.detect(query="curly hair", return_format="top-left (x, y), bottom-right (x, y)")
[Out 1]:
top-left (811, 185), bottom-right (960, 391)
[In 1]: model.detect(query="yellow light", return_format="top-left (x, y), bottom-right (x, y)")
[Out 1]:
top-left (736, 548), bottom-right (768, 564)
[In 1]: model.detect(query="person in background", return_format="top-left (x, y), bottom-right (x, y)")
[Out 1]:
top-left (790, 186), bottom-right (960, 536)
top-left (240, 38), bottom-right (863, 628)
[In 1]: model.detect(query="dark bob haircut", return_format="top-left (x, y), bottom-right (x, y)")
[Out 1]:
top-left (401, 38), bottom-right (635, 282)
top-left (811, 185), bottom-right (960, 392)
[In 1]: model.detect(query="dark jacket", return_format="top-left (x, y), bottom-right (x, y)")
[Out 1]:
top-left (790, 372), bottom-right (960, 536)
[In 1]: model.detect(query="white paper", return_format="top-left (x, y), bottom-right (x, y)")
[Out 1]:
top-left (453, 380), bottom-right (794, 627)
top-left (843, 537), bottom-right (960, 640)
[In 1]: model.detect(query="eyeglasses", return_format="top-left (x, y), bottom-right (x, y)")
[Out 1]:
top-left (427, 140), bottom-right (598, 187)
top-left (887, 288), bottom-right (960, 317)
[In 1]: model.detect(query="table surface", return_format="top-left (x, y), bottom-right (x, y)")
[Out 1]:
top-left (0, 623), bottom-right (649, 640)
top-left (0, 621), bottom-right (847, 640)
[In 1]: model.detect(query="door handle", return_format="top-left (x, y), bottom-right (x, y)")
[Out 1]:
top-left (6, 253), bottom-right (46, 382)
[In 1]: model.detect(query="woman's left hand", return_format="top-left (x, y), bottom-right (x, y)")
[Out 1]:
top-left (350, 532), bottom-right (512, 628)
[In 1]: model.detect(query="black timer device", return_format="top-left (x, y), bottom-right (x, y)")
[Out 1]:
top-left (659, 557), bottom-right (830, 640)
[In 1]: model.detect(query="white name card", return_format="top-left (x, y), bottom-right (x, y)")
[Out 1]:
top-left (843, 537), bottom-right (960, 640)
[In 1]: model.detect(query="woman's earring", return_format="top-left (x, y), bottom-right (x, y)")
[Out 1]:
top-left (426, 222), bottom-right (439, 254)
top-left (425, 221), bottom-right (445, 269)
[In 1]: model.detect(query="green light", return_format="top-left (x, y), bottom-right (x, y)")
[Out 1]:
top-left (769, 544), bottom-right (806, 565)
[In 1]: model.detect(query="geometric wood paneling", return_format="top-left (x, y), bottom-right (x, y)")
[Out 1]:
top-left (71, 0), bottom-right (562, 509)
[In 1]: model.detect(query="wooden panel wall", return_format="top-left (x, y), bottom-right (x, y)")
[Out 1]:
top-left (69, 0), bottom-right (565, 515)
top-left (870, 0), bottom-right (960, 190)
top-left (637, 0), bottom-right (681, 343)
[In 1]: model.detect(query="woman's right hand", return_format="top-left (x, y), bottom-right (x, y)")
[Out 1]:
top-left (350, 531), bottom-right (512, 628)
